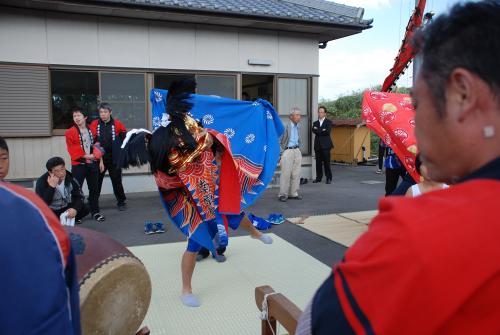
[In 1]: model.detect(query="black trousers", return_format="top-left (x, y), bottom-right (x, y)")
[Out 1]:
top-left (52, 205), bottom-right (90, 221)
top-left (378, 143), bottom-right (386, 170)
top-left (98, 156), bottom-right (126, 205)
top-left (385, 167), bottom-right (405, 195)
top-left (314, 147), bottom-right (332, 181)
top-left (72, 162), bottom-right (100, 214)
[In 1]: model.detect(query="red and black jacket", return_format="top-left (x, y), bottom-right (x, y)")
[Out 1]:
top-left (65, 125), bottom-right (95, 166)
top-left (90, 118), bottom-right (127, 165)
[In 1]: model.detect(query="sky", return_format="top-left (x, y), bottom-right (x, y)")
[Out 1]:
top-left (318, 0), bottom-right (467, 101)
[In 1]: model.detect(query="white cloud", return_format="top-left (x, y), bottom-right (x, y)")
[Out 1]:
top-left (331, 0), bottom-right (392, 9)
top-left (318, 47), bottom-right (413, 100)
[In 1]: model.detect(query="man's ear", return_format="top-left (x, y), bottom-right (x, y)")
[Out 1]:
top-left (447, 68), bottom-right (480, 123)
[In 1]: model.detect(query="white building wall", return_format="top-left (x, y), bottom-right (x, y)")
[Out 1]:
top-left (0, 8), bottom-right (319, 75)
top-left (0, 7), bottom-right (320, 189)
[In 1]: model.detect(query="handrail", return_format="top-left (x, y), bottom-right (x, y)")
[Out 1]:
top-left (255, 285), bottom-right (303, 335)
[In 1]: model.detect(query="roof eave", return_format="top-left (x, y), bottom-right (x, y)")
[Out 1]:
top-left (1, 0), bottom-right (371, 42)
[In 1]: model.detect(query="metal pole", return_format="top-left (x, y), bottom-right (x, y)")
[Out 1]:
top-left (413, 0), bottom-right (419, 85)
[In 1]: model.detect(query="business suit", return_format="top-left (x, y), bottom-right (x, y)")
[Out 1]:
top-left (312, 118), bottom-right (333, 182)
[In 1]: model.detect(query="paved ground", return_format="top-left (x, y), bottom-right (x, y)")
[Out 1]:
top-left (82, 164), bottom-right (385, 266)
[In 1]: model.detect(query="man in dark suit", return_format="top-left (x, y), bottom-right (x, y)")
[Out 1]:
top-left (312, 106), bottom-right (334, 184)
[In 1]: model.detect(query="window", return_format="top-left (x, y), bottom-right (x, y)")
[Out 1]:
top-left (197, 75), bottom-right (235, 99)
top-left (51, 70), bottom-right (99, 129)
top-left (278, 78), bottom-right (310, 154)
top-left (100, 73), bottom-right (146, 129)
top-left (154, 73), bottom-right (236, 99)
top-left (242, 74), bottom-right (274, 103)
top-left (154, 74), bottom-right (195, 90)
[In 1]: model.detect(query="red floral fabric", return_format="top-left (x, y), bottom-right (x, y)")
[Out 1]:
top-left (362, 91), bottom-right (420, 182)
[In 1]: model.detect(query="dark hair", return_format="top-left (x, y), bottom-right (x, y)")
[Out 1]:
top-left (149, 79), bottom-right (198, 174)
top-left (413, 1), bottom-right (500, 117)
top-left (0, 136), bottom-right (8, 153)
top-left (318, 106), bottom-right (328, 113)
top-left (415, 153), bottom-right (422, 175)
top-left (71, 106), bottom-right (87, 117)
top-left (98, 103), bottom-right (112, 112)
top-left (46, 156), bottom-right (65, 172)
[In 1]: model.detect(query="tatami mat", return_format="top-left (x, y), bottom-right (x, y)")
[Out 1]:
top-left (288, 210), bottom-right (378, 247)
top-left (129, 234), bottom-right (330, 335)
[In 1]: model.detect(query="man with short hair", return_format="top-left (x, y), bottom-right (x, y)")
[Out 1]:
top-left (35, 156), bottom-right (89, 224)
top-left (0, 136), bottom-right (9, 181)
top-left (278, 107), bottom-right (303, 202)
top-left (312, 106), bottom-right (333, 184)
top-left (90, 103), bottom-right (127, 211)
top-left (296, 2), bottom-right (500, 334)
top-left (65, 107), bottom-right (105, 222)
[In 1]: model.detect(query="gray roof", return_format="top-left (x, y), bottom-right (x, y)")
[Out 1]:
top-left (91, 0), bottom-right (371, 28)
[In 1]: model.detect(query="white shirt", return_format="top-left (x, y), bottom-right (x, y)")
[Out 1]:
top-left (55, 179), bottom-right (67, 199)
top-left (319, 117), bottom-right (325, 127)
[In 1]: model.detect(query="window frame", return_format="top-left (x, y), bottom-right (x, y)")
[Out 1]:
top-left (50, 66), bottom-right (149, 134)
top-left (276, 75), bottom-right (312, 155)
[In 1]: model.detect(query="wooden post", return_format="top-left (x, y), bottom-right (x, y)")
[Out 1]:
top-left (255, 286), bottom-right (303, 335)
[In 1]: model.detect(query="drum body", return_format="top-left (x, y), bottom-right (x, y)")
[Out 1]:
top-left (66, 227), bottom-right (152, 335)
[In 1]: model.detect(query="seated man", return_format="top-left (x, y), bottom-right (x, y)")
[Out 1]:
top-left (36, 156), bottom-right (89, 224)
top-left (296, 2), bottom-right (500, 334)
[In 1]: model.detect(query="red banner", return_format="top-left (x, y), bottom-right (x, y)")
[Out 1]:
top-left (362, 91), bottom-right (419, 182)
top-left (382, 0), bottom-right (426, 92)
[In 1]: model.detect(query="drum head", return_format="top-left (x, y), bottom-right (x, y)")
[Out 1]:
top-left (67, 227), bottom-right (152, 335)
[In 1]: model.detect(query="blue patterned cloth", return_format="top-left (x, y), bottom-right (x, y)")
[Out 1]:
top-left (151, 89), bottom-right (284, 251)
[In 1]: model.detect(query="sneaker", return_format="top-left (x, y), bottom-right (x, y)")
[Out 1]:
top-left (268, 213), bottom-right (285, 225)
top-left (154, 222), bottom-right (165, 233)
top-left (118, 203), bottom-right (127, 211)
top-left (92, 212), bottom-right (105, 222)
top-left (276, 214), bottom-right (285, 224)
top-left (279, 195), bottom-right (287, 202)
top-left (144, 222), bottom-right (155, 235)
top-left (376, 169), bottom-right (382, 174)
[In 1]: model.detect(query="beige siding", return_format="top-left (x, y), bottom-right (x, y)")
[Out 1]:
top-left (0, 8), bottom-right (47, 64)
top-left (46, 12), bottom-right (99, 66)
top-left (5, 137), bottom-right (69, 179)
top-left (149, 21), bottom-right (196, 70)
top-left (4, 136), bottom-right (149, 180)
top-left (0, 8), bottom-right (319, 75)
top-left (238, 29), bottom-right (279, 73)
top-left (98, 17), bottom-right (149, 68)
top-left (278, 32), bottom-right (319, 75)
top-left (195, 26), bottom-right (239, 71)
top-left (0, 65), bottom-right (50, 137)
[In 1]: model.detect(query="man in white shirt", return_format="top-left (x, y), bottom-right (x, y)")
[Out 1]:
top-left (278, 107), bottom-right (303, 202)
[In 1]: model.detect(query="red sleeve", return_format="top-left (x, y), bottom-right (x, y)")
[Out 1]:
top-left (115, 119), bottom-right (127, 133)
top-left (65, 127), bottom-right (85, 163)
